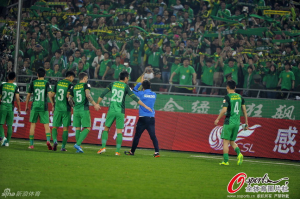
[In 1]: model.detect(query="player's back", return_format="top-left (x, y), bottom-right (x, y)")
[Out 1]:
top-left (54, 79), bottom-right (73, 112)
top-left (108, 81), bottom-right (131, 114)
top-left (0, 82), bottom-right (18, 111)
top-left (224, 93), bottom-right (244, 125)
top-left (72, 82), bottom-right (90, 112)
top-left (29, 79), bottom-right (51, 111)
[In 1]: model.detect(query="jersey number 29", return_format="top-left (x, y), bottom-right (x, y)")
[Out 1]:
top-left (111, 89), bottom-right (124, 103)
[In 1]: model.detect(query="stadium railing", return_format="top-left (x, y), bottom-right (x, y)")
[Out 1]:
top-left (16, 75), bottom-right (300, 100)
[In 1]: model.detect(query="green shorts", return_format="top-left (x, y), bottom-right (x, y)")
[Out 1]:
top-left (30, 111), bottom-right (49, 124)
top-left (73, 110), bottom-right (91, 128)
top-left (105, 111), bottom-right (124, 129)
top-left (53, 111), bottom-right (71, 127)
top-left (0, 110), bottom-right (14, 125)
top-left (221, 124), bottom-right (240, 141)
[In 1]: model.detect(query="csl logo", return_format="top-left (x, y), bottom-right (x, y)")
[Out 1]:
top-left (209, 124), bottom-right (261, 151)
top-left (227, 173), bottom-right (247, 194)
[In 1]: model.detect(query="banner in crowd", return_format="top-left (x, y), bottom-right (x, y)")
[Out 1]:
top-left (89, 88), bottom-right (300, 120)
top-left (9, 104), bottom-right (300, 161)
top-left (263, 10), bottom-right (291, 16)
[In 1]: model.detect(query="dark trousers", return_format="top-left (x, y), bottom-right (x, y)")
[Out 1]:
top-left (131, 117), bottom-right (159, 153)
top-left (200, 82), bottom-right (212, 95)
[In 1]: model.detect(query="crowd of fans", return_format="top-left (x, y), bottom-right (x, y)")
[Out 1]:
top-left (0, 0), bottom-right (300, 98)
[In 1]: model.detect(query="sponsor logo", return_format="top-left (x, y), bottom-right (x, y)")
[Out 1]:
top-left (144, 94), bottom-right (155, 98)
top-left (209, 124), bottom-right (261, 151)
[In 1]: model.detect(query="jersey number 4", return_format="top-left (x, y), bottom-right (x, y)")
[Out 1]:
top-left (234, 101), bottom-right (239, 115)
top-left (111, 89), bottom-right (124, 103)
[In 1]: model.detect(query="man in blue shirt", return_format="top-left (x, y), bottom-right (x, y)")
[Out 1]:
top-left (124, 76), bottom-right (160, 157)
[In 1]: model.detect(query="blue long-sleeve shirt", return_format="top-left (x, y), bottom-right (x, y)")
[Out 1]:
top-left (133, 83), bottom-right (156, 117)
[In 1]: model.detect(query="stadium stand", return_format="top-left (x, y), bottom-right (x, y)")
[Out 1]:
top-left (0, 0), bottom-right (300, 99)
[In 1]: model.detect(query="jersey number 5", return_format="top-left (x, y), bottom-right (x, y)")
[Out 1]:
top-left (76, 90), bottom-right (82, 103)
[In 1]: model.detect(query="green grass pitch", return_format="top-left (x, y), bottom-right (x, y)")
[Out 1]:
top-left (0, 139), bottom-right (299, 199)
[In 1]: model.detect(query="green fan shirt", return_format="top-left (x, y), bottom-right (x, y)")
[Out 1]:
top-left (223, 64), bottom-right (238, 83)
top-left (99, 59), bottom-right (112, 76)
top-left (279, 71), bottom-right (295, 90)
top-left (201, 65), bottom-right (216, 86)
top-left (174, 65), bottom-right (196, 85)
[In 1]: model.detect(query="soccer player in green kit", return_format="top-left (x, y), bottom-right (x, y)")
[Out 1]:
top-left (0, 72), bottom-right (21, 147)
top-left (97, 71), bottom-right (152, 156)
top-left (214, 80), bottom-right (249, 166)
top-left (51, 71), bottom-right (75, 151)
top-left (25, 68), bottom-right (55, 150)
top-left (68, 72), bottom-right (100, 153)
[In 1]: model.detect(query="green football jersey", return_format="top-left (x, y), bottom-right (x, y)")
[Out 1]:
top-left (100, 81), bottom-right (139, 114)
top-left (53, 79), bottom-right (73, 112)
top-left (223, 93), bottom-right (245, 125)
top-left (71, 82), bottom-right (91, 111)
top-left (28, 79), bottom-right (52, 111)
top-left (0, 83), bottom-right (19, 111)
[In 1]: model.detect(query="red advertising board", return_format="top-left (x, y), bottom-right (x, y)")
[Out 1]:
top-left (8, 103), bottom-right (300, 160)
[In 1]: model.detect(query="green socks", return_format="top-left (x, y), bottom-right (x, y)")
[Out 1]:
top-left (75, 130), bottom-right (81, 142)
top-left (0, 125), bottom-right (4, 138)
top-left (52, 128), bottom-right (58, 143)
top-left (116, 133), bottom-right (123, 153)
top-left (76, 128), bottom-right (89, 146)
top-left (235, 147), bottom-right (240, 155)
top-left (223, 153), bottom-right (229, 163)
top-left (62, 131), bottom-right (68, 148)
top-left (101, 131), bottom-right (108, 148)
top-left (7, 126), bottom-right (12, 143)
top-left (29, 135), bottom-right (34, 146)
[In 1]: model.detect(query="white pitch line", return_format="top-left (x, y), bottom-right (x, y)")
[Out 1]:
top-left (190, 155), bottom-right (300, 167)
top-left (7, 140), bottom-right (163, 156)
